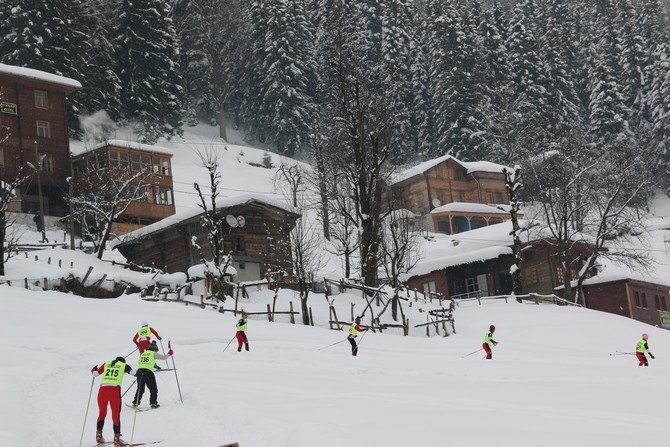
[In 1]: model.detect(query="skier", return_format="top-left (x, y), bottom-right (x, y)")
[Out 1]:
top-left (347, 316), bottom-right (369, 356)
top-left (133, 320), bottom-right (162, 354)
top-left (483, 324), bottom-right (498, 359)
top-left (636, 333), bottom-right (655, 366)
top-left (132, 341), bottom-right (173, 409)
top-left (236, 313), bottom-right (249, 352)
top-left (91, 356), bottom-right (137, 446)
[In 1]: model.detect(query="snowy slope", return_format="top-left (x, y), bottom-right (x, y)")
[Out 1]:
top-left (1, 283), bottom-right (668, 447)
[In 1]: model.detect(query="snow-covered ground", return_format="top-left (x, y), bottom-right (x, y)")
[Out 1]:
top-left (0, 124), bottom-right (667, 447)
top-left (1, 270), bottom-right (668, 447)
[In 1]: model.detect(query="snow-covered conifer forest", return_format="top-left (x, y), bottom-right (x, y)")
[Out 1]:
top-left (1, 0), bottom-right (669, 189)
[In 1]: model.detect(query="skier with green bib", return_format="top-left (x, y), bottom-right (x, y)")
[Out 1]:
top-left (131, 340), bottom-right (173, 409)
top-left (91, 356), bottom-right (137, 446)
top-left (483, 325), bottom-right (498, 359)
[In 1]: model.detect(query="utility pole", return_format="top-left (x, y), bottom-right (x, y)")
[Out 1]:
top-left (34, 140), bottom-right (46, 243)
top-left (68, 153), bottom-right (75, 249)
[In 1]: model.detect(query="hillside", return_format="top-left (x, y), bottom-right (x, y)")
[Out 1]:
top-left (1, 281), bottom-right (668, 447)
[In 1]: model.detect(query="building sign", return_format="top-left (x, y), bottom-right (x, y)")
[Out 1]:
top-left (1, 102), bottom-right (17, 115)
top-left (660, 310), bottom-right (670, 329)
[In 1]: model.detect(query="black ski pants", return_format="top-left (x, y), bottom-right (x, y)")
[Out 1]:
top-left (133, 369), bottom-right (158, 406)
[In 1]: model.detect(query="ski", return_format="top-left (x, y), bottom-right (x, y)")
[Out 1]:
top-left (125, 403), bottom-right (159, 412)
top-left (153, 368), bottom-right (176, 372)
top-left (94, 441), bottom-right (162, 446)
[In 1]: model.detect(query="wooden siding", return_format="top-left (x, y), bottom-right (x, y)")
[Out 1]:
top-left (1, 77), bottom-right (76, 215)
top-left (71, 144), bottom-right (176, 229)
top-left (116, 202), bottom-right (299, 279)
top-left (582, 279), bottom-right (670, 326)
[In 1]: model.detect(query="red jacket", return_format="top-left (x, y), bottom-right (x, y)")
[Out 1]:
top-left (133, 326), bottom-right (160, 345)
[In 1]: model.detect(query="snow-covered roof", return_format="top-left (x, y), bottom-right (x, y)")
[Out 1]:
top-left (0, 63), bottom-right (82, 91)
top-left (74, 139), bottom-right (174, 157)
top-left (402, 220), bottom-right (564, 279)
top-left (391, 155), bottom-right (510, 185)
top-left (431, 202), bottom-right (513, 215)
top-left (112, 193), bottom-right (298, 247)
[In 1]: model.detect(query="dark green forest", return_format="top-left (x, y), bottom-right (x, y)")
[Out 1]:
top-left (1, 0), bottom-right (670, 190)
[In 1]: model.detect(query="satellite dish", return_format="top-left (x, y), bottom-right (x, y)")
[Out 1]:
top-left (237, 216), bottom-right (246, 228)
top-left (226, 214), bottom-right (238, 228)
top-left (432, 198), bottom-right (442, 208)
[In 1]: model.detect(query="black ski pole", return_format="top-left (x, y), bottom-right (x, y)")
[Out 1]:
top-left (78, 376), bottom-right (95, 447)
top-left (461, 347), bottom-right (484, 358)
top-left (222, 335), bottom-right (236, 353)
top-left (169, 341), bottom-right (183, 404)
top-left (125, 346), bottom-right (138, 358)
top-left (121, 378), bottom-right (137, 399)
top-left (317, 338), bottom-right (348, 351)
top-left (610, 350), bottom-right (635, 356)
top-left (159, 339), bottom-right (170, 369)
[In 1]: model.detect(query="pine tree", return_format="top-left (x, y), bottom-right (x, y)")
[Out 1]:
top-left (251, 0), bottom-right (317, 156)
top-left (0, 0), bottom-right (92, 134)
top-left (587, 1), bottom-right (631, 143)
top-left (538, 0), bottom-right (580, 134)
top-left (648, 42), bottom-right (670, 192)
top-left (614, 0), bottom-right (649, 130)
top-left (113, 0), bottom-right (183, 143)
top-left (505, 2), bottom-right (549, 141)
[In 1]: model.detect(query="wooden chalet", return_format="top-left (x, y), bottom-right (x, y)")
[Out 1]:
top-left (0, 63), bottom-right (81, 215)
top-left (114, 194), bottom-right (301, 281)
top-left (71, 140), bottom-right (176, 235)
top-left (403, 222), bottom-right (592, 300)
top-left (389, 155), bottom-right (515, 233)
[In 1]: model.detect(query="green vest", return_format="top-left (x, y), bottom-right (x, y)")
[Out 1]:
top-left (349, 322), bottom-right (359, 337)
top-left (101, 361), bottom-right (126, 386)
top-left (236, 319), bottom-right (247, 332)
top-left (484, 331), bottom-right (494, 345)
top-left (637, 340), bottom-right (647, 353)
top-left (137, 326), bottom-right (151, 338)
top-left (138, 350), bottom-right (156, 371)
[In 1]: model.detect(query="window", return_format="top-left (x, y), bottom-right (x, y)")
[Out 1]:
top-left (0, 148), bottom-right (4, 168)
top-left (153, 157), bottom-right (171, 175)
top-left (36, 121), bottom-right (51, 138)
top-left (641, 293), bottom-right (648, 309)
top-left (452, 216), bottom-right (469, 233)
top-left (161, 158), bottom-right (170, 175)
top-left (155, 187), bottom-right (173, 205)
top-left (525, 267), bottom-right (539, 285)
top-left (35, 90), bottom-right (48, 109)
top-left (655, 295), bottom-right (660, 310)
top-left (119, 152), bottom-right (129, 169)
top-left (465, 277), bottom-right (479, 293)
top-left (131, 154), bottom-right (141, 172)
top-left (634, 292), bottom-right (641, 307)
top-left (266, 237), bottom-right (276, 254)
top-left (233, 236), bottom-right (245, 252)
top-left (40, 154), bottom-right (53, 173)
top-left (141, 155), bottom-right (151, 172)
top-left (494, 192), bottom-right (504, 203)
top-left (438, 220), bottom-right (450, 234)
top-left (470, 217), bottom-right (486, 230)
top-left (662, 296), bottom-right (668, 311)
top-left (459, 191), bottom-right (467, 202)
top-left (423, 281), bottom-right (436, 297)
top-left (109, 151), bottom-right (119, 168)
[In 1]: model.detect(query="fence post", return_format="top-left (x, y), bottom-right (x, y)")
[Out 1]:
top-left (309, 307), bottom-right (314, 326)
top-left (289, 301), bottom-right (295, 324)
top-left (200, 294), bottom-right (204, 309)
top-left (266, 304), bottom-right (272, 322)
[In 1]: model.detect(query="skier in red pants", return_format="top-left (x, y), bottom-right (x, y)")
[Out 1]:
top-left (91, 356), bottom-right (137, 446)
top-left (636, 333), bottom-right (655, 366)
top-left (236, 313), bottom-right (249, 352)
top-left (347, 316), bottom-right (370, 356)
top-left (483, 325), bottom-right (498, 359)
